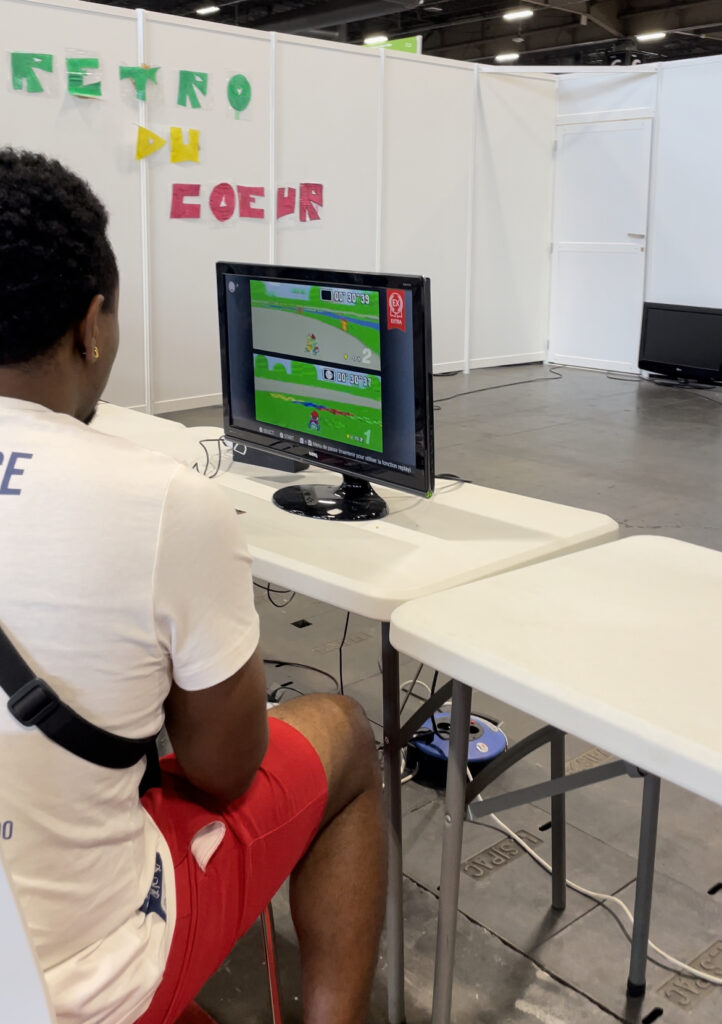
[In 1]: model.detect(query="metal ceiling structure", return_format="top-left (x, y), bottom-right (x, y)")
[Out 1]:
top-left (105, 0), bottom-right (722, 65)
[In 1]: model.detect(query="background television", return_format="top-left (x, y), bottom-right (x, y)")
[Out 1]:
top-left (639, 303), bottom-right (722, 383)
top-left (217, 263), bottom-right (434, 520)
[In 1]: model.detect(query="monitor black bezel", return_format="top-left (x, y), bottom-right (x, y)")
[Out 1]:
top-left (639, 301), bottom-right (722, 381)
top-left (217, 262), bottom-right (435, 497)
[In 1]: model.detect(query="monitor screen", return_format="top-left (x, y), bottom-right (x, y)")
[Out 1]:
top-left (217, 263), bottom-right (434, 512)
top-left (639, 303), bottom-right (722, 378)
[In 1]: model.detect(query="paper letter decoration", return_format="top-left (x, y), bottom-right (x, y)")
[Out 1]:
top-left (210, 183), bottom-right (236, 221)
top-left (276, 187), bottom-right (296, 219)
top-left (11, 53), bottom-right (53, 93)
top-left (169, 127), bottom-right (200, 164)
top-left (227, 73), bottom-right (251, 113)
top-left (238, 186), bottom-right (265, 219)
top-left (170, 184), bottom-right (202, 219)
top-left (66, 57), bottom-right (102, 98)
top-left (299, 183), bottom-right (324, 222)
top-left (136, 126), bottom-right (166, 160)
top-left (119, 66), bottom-right (159, 102)
top-left (177, 71), bottom-right (208, 109)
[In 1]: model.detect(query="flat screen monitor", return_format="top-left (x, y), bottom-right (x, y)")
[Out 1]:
top-left (217, 262), bottom-right (435, 520)
top-left (639, 303), bottom-right (722, 383)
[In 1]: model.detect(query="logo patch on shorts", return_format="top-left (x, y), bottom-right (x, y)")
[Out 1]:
top-left (139, 852), bottom-right (167, 922)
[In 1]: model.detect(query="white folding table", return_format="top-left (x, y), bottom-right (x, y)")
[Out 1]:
top-left (93, 404), bottom-right (618, 1023)
top-left (390, 534), bottom-right (722, 1024)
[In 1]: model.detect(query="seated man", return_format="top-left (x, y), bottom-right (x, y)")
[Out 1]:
top-left (0, 148), bottom-right (385, 1024)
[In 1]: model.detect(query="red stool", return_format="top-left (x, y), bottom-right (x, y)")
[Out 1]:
top-left (174, 905), bottom-right (283, 1024)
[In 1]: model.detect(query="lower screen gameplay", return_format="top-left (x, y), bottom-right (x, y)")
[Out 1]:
top-left (224, 275), bottom-right (417, 471)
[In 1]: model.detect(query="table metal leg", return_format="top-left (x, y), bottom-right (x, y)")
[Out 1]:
top-left (627, 773), bottom-right (661, 998)
top-left (431, 680), bottom-right (472, 1024)
top-left (381, 623), bottom-right (405, 1024)
top-left (550, 730), bottom-right (567, 911)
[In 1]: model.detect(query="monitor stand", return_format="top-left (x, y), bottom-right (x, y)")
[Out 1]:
top-left (273, 473), bottom-right (388, 521)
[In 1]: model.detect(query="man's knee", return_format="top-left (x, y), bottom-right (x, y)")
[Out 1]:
top-left (269, 693), bottom-right (379, 805)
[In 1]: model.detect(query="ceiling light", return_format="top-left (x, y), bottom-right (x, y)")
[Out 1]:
top-left (364, 33), bottom-right (389, 45)
top-left (495, 52), bottom-right (520, 62)
top-left (636, 31), bottom-right (666, 42)
top-left (196, 5), bottom-right (220, 14)
top-left (503, 8), bottom-right (534, 21)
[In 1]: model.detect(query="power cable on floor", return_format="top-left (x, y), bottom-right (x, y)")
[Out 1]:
top-left (465, 768), bottom-right (722, 987)
top-left (434, 367), bottom-right (563, 408)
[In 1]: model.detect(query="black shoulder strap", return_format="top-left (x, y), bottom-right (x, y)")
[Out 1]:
top-left (0, 624), bottom-right (160, 795)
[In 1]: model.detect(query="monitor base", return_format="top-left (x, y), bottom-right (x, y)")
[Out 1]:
top-left (273, 474), bottom-right (388, 521)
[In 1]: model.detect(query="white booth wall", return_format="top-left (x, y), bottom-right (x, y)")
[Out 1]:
top-left (0, 0), bottom-right (556, 411)
top-left (646, 55), bottom-right (722, 312)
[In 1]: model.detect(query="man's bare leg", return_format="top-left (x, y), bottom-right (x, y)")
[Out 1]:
top-left (269, 694), bottom-right (387, 1024)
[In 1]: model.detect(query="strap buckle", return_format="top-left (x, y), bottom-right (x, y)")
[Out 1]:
top-left (8, 677), bottom-right (60, 727)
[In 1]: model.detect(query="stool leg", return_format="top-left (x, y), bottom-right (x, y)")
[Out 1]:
top-left (550, 730), bottom-right (567, 911)
top-left (260, 904), bottom-right (283, 1024)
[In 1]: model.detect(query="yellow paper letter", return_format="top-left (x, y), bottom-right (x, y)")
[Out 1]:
top-left (169, 126), bottom-right (200, 164)
top-left (136, 126), bottom-right (166, 161)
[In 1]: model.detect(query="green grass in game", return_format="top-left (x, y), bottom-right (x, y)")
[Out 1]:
top-left (250, 280), bottom-right (381, 354)
top-left (254, 355), bottom-right (383, 452)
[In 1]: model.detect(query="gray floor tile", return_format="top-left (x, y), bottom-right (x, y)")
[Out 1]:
top-left (534, 871), bottom-right (722, 1023)
top-left (199, 878), bottom-right (620, 1024)
top-left (403, 798), bottom-right (637, 953)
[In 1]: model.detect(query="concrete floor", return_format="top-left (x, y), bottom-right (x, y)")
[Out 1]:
top-left (165, 366), bottom-right (722, 1024)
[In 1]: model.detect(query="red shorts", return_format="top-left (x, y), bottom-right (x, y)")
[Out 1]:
top-left (134, 717), bottom-right (328, 1024)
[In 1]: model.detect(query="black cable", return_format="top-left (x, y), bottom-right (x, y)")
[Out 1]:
top-left (400, 663), bottom-right (425, 715)
top-left (266, 582), bottom-right (296, 608)
top-left (434, 370), bottom-right (462, 378)
top-left (434, 367), bottom-right (563, 407)
top-left (436, 472), bottom-right (473, 484)
top-left (263, 659), bottom-right (339, 692)
top-left (338, 612), bottom-right (350, 696)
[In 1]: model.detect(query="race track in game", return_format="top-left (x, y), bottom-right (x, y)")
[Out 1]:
top-left (253, 354), bottom-right (383, 452)
top-left (250, 281), bottom-right (381, 372)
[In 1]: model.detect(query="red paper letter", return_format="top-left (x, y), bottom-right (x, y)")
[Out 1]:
top-left (170, 183), bottom-right (201, 219)
top-left (209, 183), bottom-right (236, 222)
top-left (299, 183), bottom-right (323, 222)
top-left (276, 187), bottom-right (296, 219)
top-left (237, 186), bottom-right (265, 219)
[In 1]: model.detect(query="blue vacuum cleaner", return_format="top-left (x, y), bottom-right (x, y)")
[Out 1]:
top-left (405, 710), bottom-right (508, 787)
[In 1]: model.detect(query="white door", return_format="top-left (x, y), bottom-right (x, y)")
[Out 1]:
top-left (547, 118), bottom-right (653, 372)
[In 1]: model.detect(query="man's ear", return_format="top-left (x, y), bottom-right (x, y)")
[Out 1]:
top-left (75, 294), bottom-right (105, 361)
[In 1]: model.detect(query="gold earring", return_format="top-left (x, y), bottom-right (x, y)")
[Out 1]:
top-left (93, 346), bottom-right (100, 361)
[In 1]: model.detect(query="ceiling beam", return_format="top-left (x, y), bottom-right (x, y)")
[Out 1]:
top-left (623, 0), bottom-right (722, 35)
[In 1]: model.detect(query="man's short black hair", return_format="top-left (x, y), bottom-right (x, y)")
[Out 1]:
top-left (0, 149), bottom-right (119, 366)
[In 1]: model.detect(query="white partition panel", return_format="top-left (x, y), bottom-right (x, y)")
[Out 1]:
top-left (275, 39), bottom-right (379, 273)
top-left (470, 71), bottom-right (556, 368)
top-left (557, 70), bottom-right (657, 120)
top-left (0, 0), bottom-right (145, 407)
top-left (381, 56), bottom-right (474, 372)
top-left (647, 56), bottom-right (722, 310)
top-left (142, 14), bottom-right (272, 410)
top-left (0, 0), bottom-right (561, 407)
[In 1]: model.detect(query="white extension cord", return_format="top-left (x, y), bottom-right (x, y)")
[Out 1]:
top-left (398, 675), bottom-right (722, 985)
top-left (465, 768), bottom-right (722, 987)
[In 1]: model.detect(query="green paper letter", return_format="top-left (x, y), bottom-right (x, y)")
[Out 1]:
top-left (119, 65), bottom-right (159, 102)
top-left (177, 70), bottom-right (208, 109)
top-left (66, 57), bottom-right (102, 98)
top-left (11, 53), bottom-right (53, 93)
top-left (227, 73), bottom-right (251, 113)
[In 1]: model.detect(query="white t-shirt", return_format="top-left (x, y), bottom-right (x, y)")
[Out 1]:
top-left (0, 397), bottom-right (260, 1024)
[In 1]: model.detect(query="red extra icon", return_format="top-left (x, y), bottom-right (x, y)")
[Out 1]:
top-left (387, 290), bottom-right (406, 331)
